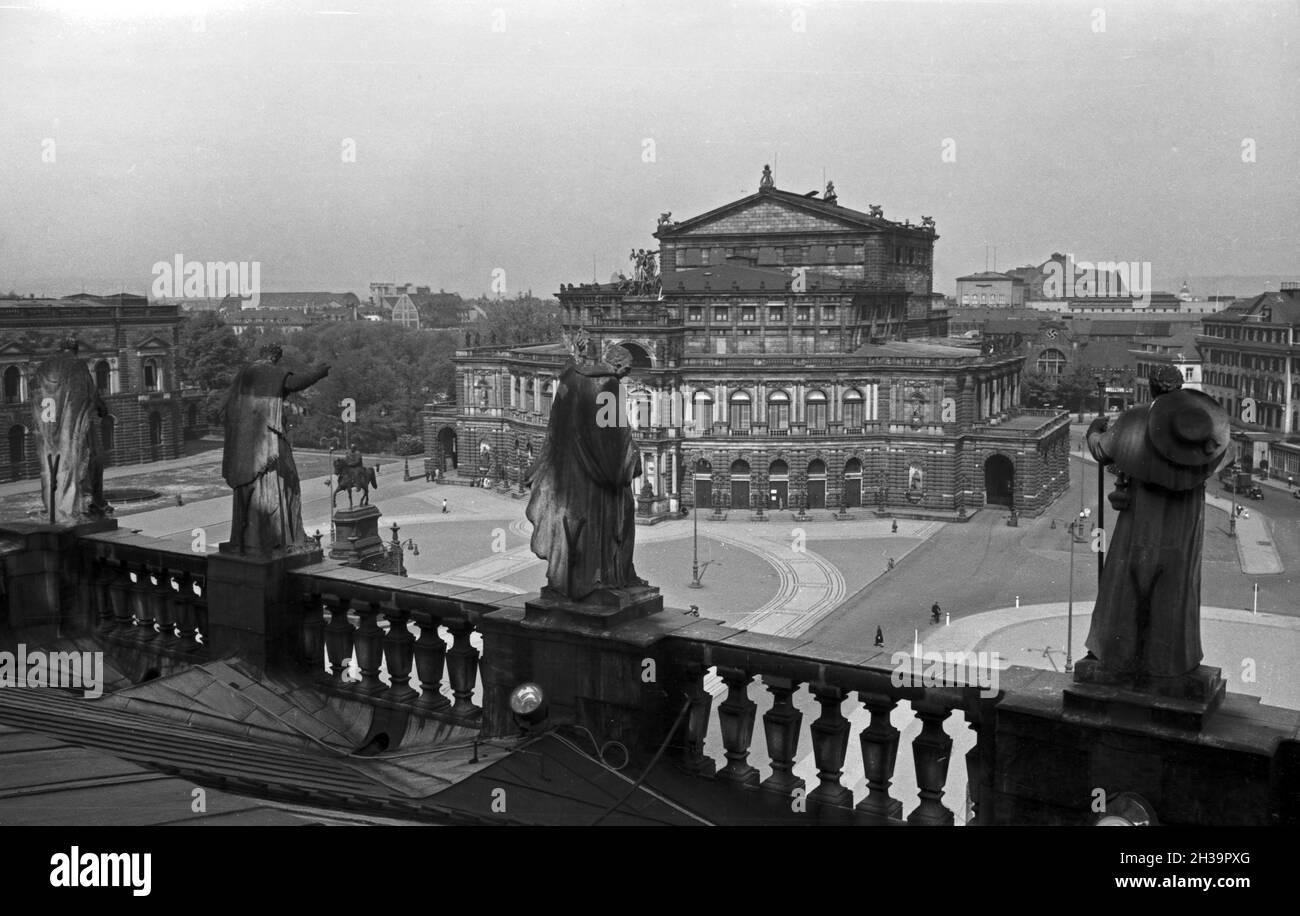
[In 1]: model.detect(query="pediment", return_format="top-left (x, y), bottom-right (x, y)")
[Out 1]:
top-left (133, 335), bottom-right (171, 351)
top-left (671, 198), bottom-right (868, 238)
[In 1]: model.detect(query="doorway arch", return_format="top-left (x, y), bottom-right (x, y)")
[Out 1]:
top-left (843, 457), bottom-right (862, 508)
top-left (437, 427), bottom-right (458, 470)
top-left (984, 454), bottom-right (1015, 506)
top-left (807, 458), bottom-right (827, 508)
top-left (694, 458), bottom-right (713, 508)
top-left (729, 459), bottom-right (750, 509)
top-left (768, 459), bottom-right (789, 509)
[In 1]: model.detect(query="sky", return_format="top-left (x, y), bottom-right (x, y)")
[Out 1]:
top-left (0, 0), bottom-right (1296, 300)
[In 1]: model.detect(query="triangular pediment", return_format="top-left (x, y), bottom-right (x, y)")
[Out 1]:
top-left (660, 189), bottom-right (894, 239)
top-left (133, 335), bottom-right (171, 351)
top-left (0, 342), bottom-right (28, 356)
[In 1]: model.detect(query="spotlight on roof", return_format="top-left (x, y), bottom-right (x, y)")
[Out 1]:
top-left (509, 682), bottom-right (548, 731)
top-left (1094, 792), bottom-right (1158, 826)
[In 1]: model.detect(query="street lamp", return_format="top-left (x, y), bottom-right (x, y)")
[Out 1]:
top-left (1065, 509), bottom-right (1088, 672)
top-left (688, 493), bottom-right (715, 587)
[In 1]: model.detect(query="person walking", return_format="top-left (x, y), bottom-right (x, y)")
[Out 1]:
top-left (441, 497), bottom-right (448, 514)
top-left (891, 519), bottom-right (898, 534)
top-left (874, 626), bottom-right (884, 648)
top-left (931, 602), bottom-right (942, 624)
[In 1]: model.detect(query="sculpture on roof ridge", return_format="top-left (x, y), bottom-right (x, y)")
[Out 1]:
top-left (32, 337), bottom-right (108, 524)
top-left (868, 204), bottom-right (884, 218)
top-left (759, 164), bottom-right (774, 190)
top-left (824, 181), bottom-right (837, 205)
top-left (524, 340), bottom-right (645, 602)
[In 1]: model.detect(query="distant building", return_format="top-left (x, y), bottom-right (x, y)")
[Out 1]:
top-left (211, 292), bottom-right (360, 335)
top-left (956, 271), bottom-right (1025, 308)
top-left (426, 169), bottom-right (1070, 517)
top-left (1131, 326), bottom-right (1204, 404)
top-left (0, 294), bottom-right (191, 482)
top-left (1196, 285), bottom-right (1300, 478)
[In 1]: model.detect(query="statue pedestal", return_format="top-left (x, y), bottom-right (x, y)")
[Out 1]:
top-left (523, 584), bottom-right (664, 634)
top-left (1064, 660), bottom-right (1227, 731)
top-left (208, 544), bottom-right (324, 675)
top-left (329, 505), bottom-right (383, 562)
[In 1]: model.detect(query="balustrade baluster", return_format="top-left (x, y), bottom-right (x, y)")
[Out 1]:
top-left (382, 608), bottom-right (417, 704)
top-left (760, 676), bottom-right (804, 798)
top-left (964, 715), bottom-right (982, 826)
top-left (908, 702), bottom-right (955, 826)
top-left (153, 573), bottom-right (178, 649)
top-left (129, 569), bottom-right (157, 642)
top-left (413, 617), bottom-right (451, 711)
top-left (716, 667), bottom-right (758, 787)
top-left (323, 598), bottom-right (354, 685)
top-left (174, 579), bottom-right (199, 652)
top-left (445, 621), bottom-right (480, 718)
top-left (681, 664), bottom-right (716, 777)
top-left (299, 593), bottom-right (325, 674)
top-left (353, 602), bottom-right (385, 694)
top-left (856, 691), bottom-right (904, 821)
top-left (808, 683), bottom-right (853, 815)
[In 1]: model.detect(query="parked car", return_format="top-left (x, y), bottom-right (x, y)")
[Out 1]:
top-left (1220, 471), bottom-right (1264, 500)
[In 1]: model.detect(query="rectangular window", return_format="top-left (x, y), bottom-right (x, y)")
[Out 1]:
top-left (822, 305), bottom-right (836, 320)
top-left (688, 307), bottom-right (702, 321)
top-left (795, 307), bottom-right (811, 322)
top-left (785, 247), bottom-right (803, 264)
top-left (714, 307), bottom-right (729, 321)
top-left (741, 307), bottom-right (756, 322)
top-left (769, 306), bottom-right (784, 322)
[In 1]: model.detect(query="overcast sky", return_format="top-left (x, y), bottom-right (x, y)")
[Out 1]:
top-left (1, 0), bottom-right (1296, 299)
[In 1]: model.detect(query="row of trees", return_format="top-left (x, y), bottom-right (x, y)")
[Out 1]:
top-left (176, 296), bottom-right (562, 453)
top-left (1020, 366), bottom-right (1133, 411)
top-left (176, 313), bottom-right (458, 452)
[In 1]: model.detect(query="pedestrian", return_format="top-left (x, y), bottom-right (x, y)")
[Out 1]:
top-left (887, 557), bottom-right (895, 570)
top-left (874, 626), bottom-right (884, 648)
top-left (891, 519), bottom-right (898, 534)
top-left (441, 498), bottom-right (448, 514)
top-left (931, 602), bottom-right (942, 623)
top-left (176, 493), bottom-right (184, 507)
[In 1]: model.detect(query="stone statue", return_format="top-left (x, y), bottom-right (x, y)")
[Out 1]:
top-left (332, 447), bottom-right (376, 509)
top-left (759, 164), bottom-right (774, 190)
top-left (823, 181), bottom-right (837, 205)
top-left (32, 338), bottom-right (107, 524)
top-left (657, 211), bottom-right (674, 228)
top-left (1082, 365), bottom-right (1229, 681)
top-left (524, 341), bottom-right (645, 601)
top-left (921, 215), bottom-right (935, 230)
top-left (221, 344), bottom-right (329, 554)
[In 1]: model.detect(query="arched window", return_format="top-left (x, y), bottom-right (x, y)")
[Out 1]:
top-left (806, 389), bottom-right (828, 430)
top-left (3, 367), bottom-right (21, 404)
top-left (101, 414), bottom-right (116, 454)
top-left (693, 390), bottom-right (714, 426)
top-left (8, 424), bottom-right (25, 468)
top-left (94, 360), bottom-right (111, 394)
top-left (143, 358), bottom-right (161, 391)
top-left (1036, 348), bottom-right (1067, 376)
top-left (728, 391), bottom-right (751, 430)
top-left (766, 390), bottom-right (790, 430)
top-left (842, 388), bottom-right (864, 428)
top-left (541, 380), bottom-right (555, 420)
top-left (629, 388), bottom-right (652, 429)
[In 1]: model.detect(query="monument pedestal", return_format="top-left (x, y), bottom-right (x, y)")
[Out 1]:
top-left (1064, 660), bottom-right (1226, 731)
top-left (209, 543), bottom-right (324, 675)
top-left (523, 584), bottom-right (664, 633)
top-left (329, 505), bottom-right (383, 562)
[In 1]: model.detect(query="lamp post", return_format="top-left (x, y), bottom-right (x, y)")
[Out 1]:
top-left (1227, 460), bottom-right (1238, 538)
top-left (689, 493), bottom-right (703, 588)
top-left (1065, 510), bottom-right (1087, 673)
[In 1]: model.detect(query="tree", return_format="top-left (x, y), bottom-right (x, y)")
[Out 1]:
top-left (1021, 370), bottom-right (1060, 408)
top-left (472, 294), bottom-right (561, 346)
top-left (175, 312), bottom-right (250, 422)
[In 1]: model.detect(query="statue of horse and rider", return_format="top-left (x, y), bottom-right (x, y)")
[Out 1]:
top-left (332, 447), bottom-right (377, 508)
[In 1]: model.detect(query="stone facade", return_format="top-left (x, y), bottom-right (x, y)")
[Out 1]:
top-left (425, 174), bottom-right (1070, 516)
top-left (0, 295), bottom-right (188, 482)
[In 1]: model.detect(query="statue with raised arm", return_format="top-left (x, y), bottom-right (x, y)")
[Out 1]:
top-left (32, 338), bottom-right (108, 524)
top-left (1081, 364), bottom-right (1229, 684)
top-left (524, 335), bottom-right (645, 601)
top-left (221, 344), bottom-right (330, 554)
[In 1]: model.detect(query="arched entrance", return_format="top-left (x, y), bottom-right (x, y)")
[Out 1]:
top-left (8, 425), bottom-right (25, 476)
top-left (100, 414), bottom-right (115, 466)
top-left (148, 412), bottom-right (163, 461)
top-left (807, 458), bottom-right (827, 509)
top-left (768, 459), bottom-right (789, 509)
top-left (843, 457), bottom-right (862, 508)
top-left (616, 341), bottom-right (653, 369)
top-left (694, 458), bottom-right (712, 508)
top-left (437, 427), bottom-right (458, 470)
top-left (984, 454), bottom-right (1015, 506)
top-left (729, 459), bottom-right (750, 510)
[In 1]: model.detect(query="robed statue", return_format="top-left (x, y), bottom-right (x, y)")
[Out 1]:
top-left (1084, 365), bottom-right (1229, 681)
top-left (32, 338), bottom-right (108, 524)
top-left (524, 334), bottom-right (644, 601)
top-left (221, 344), bottom-right (329, 554)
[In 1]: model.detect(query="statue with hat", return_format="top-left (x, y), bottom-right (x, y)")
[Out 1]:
top-left (1081, 364), bottom-right (1229, 683)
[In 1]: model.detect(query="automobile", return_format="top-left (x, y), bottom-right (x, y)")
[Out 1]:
top-left (1220, 471), bottom-right (1264, 500)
